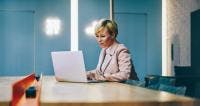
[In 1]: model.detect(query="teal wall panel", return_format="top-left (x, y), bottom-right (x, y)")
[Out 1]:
top-left (114, 0), bottom-right (162, 80)
top-left (115, 13), bottom-right (147, 80)
top-left (0, 0), bottom-right (161, 78)
top-left (0, 11), bottom-right (34, 76)
top-left (79, 0), bottom-right (109, 71)
top-left (0, 0), bottom-right (70, 76)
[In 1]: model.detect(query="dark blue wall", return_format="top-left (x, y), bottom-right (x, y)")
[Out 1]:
top-left (0, 0), bottom-right (162, 79)
top-left (35, 0), bottom-right (70, 75)
top-left (114, 0), bottom-right (162, 79)
top-left (0, 11), bottom-right (34, 76)
top-left (79, 0), bottom-right (109, 71)
top-left (79, 0), bottom-right (162, 80)
top-left (0, 0), bottom-right (70, 76)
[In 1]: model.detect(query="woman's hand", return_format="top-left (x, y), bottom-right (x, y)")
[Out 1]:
top-left (104, 74), bottom-right (113, 81)
top-left (87, 71), bottom-right (107, 81)
top-left (104, 73), bottom-right (118, 82)
top-left (87, 72), bottom-right (96, 80)
top-left (95, 75), bottom-right (106, 81)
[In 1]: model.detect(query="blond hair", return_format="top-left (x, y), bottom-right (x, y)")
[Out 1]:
top-left (95, 19), bottom-right (118, 37)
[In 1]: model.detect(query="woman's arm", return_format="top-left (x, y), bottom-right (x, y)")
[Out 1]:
top-left (105, 48), bottom-right (132, 81)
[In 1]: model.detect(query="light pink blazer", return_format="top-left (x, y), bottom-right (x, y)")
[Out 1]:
top-left (88, 41), bottom-right (138, 81)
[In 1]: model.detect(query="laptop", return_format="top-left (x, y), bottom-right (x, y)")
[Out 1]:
top-left (51, 51), bottom-right (100, 83)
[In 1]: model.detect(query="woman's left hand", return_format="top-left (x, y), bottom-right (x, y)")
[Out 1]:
top-left (104, 74), bottom-right (113, 81)
top-left (104, 74), bottom-right (119, 82)
top-left (95, 75), bottom-right (106, 81)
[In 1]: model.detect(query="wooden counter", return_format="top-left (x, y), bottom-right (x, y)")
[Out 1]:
top-left (0, 76), bottom-right (23, 106)
top-left (1, 76), bottom-right (200, 106)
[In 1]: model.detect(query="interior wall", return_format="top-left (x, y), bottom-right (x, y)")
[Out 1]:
top-left (0, 0), bottom-right (162, 78)
top-left (114, 0), bottom-right (162, 79)
top-left (0, 0), bottom-right (70, 75)
top-left (79, 0), bottom-right (162, 81)
top-left (166, 0), bottom-right (200, 75)
top-left (79, 0), bottom-right (109, 71)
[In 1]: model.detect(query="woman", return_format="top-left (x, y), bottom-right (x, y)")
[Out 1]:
top-left (87, 19), bottom-right (138, 82)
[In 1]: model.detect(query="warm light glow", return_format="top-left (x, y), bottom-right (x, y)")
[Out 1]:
top-left (85, 19), bottom-right (105, 36)
top-left (45, 17), bottom-right (61, 36)
top-left (162, 0), bottom-right (168, 76)
top-left (85, 20), bottom-right (98, 36)
top-left (71, 0), bottom-right (78, 51)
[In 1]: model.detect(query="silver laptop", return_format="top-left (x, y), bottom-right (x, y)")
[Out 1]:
top-left (51, 51), bottom-right (100, 83)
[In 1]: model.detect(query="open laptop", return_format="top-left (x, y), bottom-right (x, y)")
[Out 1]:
top-left (51, 51), bottom-right (100, 83)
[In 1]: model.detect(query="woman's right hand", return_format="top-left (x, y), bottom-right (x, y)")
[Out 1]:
top-left (87, 70), bottom-right (107, 81)
top-left (86, 72), bottom-right (96, 80)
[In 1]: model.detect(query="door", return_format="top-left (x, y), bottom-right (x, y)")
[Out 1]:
top-left (191, 9), bottom-right (200, 98)
top-left (115, 13), bottom-right (147, 80)
top-left (0, 11), bottom-right (34, 76)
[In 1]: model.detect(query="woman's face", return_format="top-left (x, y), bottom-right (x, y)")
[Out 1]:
top-left (95, 28), bottom-right (115, 48)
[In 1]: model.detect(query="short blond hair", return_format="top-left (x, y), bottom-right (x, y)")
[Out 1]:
top-left (95, 19), bottom-right (118, 37)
